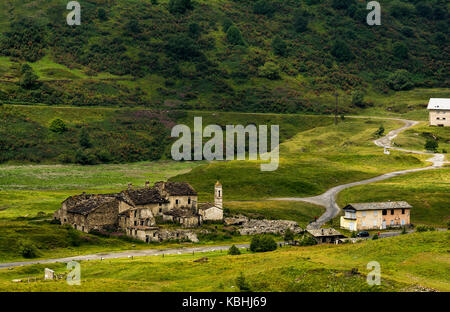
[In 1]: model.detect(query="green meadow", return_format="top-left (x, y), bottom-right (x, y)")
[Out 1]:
top-left (337, 167), bottom-right (450, 227)
top-left (0, 231), bottom-right (448, 292)
top-left (393, 121), bottom-right (450, 153)
top-left (172, 117), bottom-right (429, 201)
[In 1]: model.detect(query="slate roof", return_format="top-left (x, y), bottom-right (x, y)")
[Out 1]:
top-left (427, 98), bottom-right (450, 110)
top-left (122, 188), bottom-right (169, 206)
top-left (155, 181), bottom-right (197, 196)
top-left (66, 194), bottom-right (118, 215)
top-left (344, 201), bottom-right (412, 211)
top-left (307, 228), bottom-right (345, 237)
top-left (198, 202), bottom-right (217, 210)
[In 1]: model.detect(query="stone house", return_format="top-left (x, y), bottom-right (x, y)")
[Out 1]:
top-left (340, 201), bottom-right (412, 231)
top-left (306, 228), bottom-right (346, 244)
top-left (54, 181), bottom-right (224, 241)
top-left (427, 98), bottom-right (450, 127)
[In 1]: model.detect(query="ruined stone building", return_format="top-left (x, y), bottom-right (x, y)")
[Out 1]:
top-left (53, 181), bottom-right (224, 242)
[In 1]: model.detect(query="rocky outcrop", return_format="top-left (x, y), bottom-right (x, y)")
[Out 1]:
top-left (225, 216), bottom-right (303, 235)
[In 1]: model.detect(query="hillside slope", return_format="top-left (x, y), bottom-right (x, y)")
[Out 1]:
top-left (0, 0), bottom-right (448, 113)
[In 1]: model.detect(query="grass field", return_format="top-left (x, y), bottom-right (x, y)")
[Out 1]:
top-left (393, 121), bottom-right (450, 153)
top-left (172, 117), bottom-right (429, 201)
top-left (337, 168), bottom-right (450, 227)
top-left (0, 231), bottom-right (448, 292)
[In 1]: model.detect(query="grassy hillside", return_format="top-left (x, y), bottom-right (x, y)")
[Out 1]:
top-left (0, 0), bottom-right (448, 114)
top-left (0, 106), bottom-right (328, 164)
top-left (337, 167), bottom-right (450, 227)
top-left (171, 117), bottom-right (428, 201)
top-left (1, 231), bottom-right (448, 292)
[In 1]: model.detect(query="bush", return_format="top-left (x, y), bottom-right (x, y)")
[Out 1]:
top-left (19, 66), bottom-right (39, 90)
top-left (331, 40), bottom-right (354, 62)
top-left (228, 244), bottom-right (241, 255)
top-left (258, 62), bottom-right (280, 80)
top-left (250, 235), bottom-right (277, 252)
top-left (236, 272), bottom-right (252, 292)
top-left (375, 125), bottom-right (385, 137)
top-left (299, 234), bottom-right (317, 246)
top-left (166, 34), bottom-right (201, 60)
top-left (19, 241), bottom-right (39, 258)
top-left (387, 70), bottom-right (414, 91)
top-left (293, 11), bottom-right (308, 32)
top-left (416, 225), bottom-right (435, 232)
top-left (169, 0), bottom-right (192, 14)
top-left (372, 234), bottom-right (378, 240)
top-left (392, 42), bottom-right (408, 59)
top-left (351, 90), bottom-right (365, 108)
top-left (283, 228), bottom-right (294, 242)
top-left (226, 26), bottom-right (245, 46)
top-left (49, 118), bottom-right (67, 133)
top-left (272, 35), bottom-right (287, 56)
top-left (253, 0), bottom-right (275, 16)
top-left (425, 139), bottom-right (438, 152)
top-left (97, 8), bottom-right (107, 21)
top-left (67, 228), bottom-right (82, 247)
top-left (222, 18), bottom-right (233, 32)
top-left (79, 128), bottom-right (92, 148)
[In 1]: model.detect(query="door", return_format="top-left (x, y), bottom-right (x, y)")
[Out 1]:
top-left (382, 220), bottom-right (386, 229)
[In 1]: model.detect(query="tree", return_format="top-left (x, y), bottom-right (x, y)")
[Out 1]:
top-left (293, 12), bottom-right (308, 32)
top-left (393, 42), bottom-right (408, 59)
top-left (387, 70), bottom-right (414, 91)
top-left (226, 26), bottom-right (245, 46)
top-left (236, 272), bottom-right (252, 292)
top-left (222, 18), bottom-right (233, 32)
top-left (284, 228), bottom-right (294, 243)
top-left (271, 35), bottom-right (286, 56)
top-left (332, 0), bottom-right (356, 10)
top-left (331, 40), bottom-right (354, 62)
top-left (425, 139), bottom-right (438, 152)
top-left (250, 235), bottom-right (277, 252)
top-left (166, 34), bottom-right (201, 60)
top-left (79, 128), bottom-right (92, 148)
top-left (188, 23), bottom-right (201, 39)
top-left (49, 119), bottom-right (67, 134)
top-left (169, 0), bottom-right (192, 14)
top-left (19, 67), bottom-right (39, 89)
top-left (258, 62), bottom-right (280, 80)
top-left (376, 125), bottom-right (385, 137)
top-left (228, 244), bottom-right (241, 255)
top-left (97, 8), bottom-right (107, 21)
top-left (351, 90), bottom-right (365, 108)
top-left (253, 0), bottom-right (275, 16)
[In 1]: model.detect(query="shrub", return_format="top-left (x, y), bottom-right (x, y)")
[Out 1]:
top-left (447, 220), bottom-right (450, 230)
top-left (67, 228), bottom-right (82, 247)
top-left (393, 42), bottom-right (408, 59)
top-left (222, 18), bottom-right (233, 32)
top-left (331, 40), bottom-right (354, 62)
top-left (351, 90), bottom-right (365, 108)
top-left (387, 70), bottom-right (414, 91)
top-left (258, 62), bottom-right (280, 80)
top-left (250, 235), bottom-right (277, 252)
top-left (253, 0), bottom-right (275, 16)
top-left (416, 225), bottom-right (435, 232)
top-left (49, 118), bottom-right (67, 133)
top-left (293, 11), bottom-right (308, 32)
top-left (332, 0), bottom-right (356, 10)
top-left (236, 272), bottom-right (252, 292)
top-left (299, 234), bottom-right (317, 246)
top-left (425, 139), bottom-right (438, 152)
top-left (19, 68), bottom-right (39, 89)
top-left (97, 8), bottom-right (107, 21)
top-left (19, 241), bottom-right (39, 258)
top-left (169, 0), bottom-right (192, 14)
top-left (283, 228), bottom-right (294, 242)
top-left (272, 35), bottom-right (286, 56)
top-left (401, 227), bottom-right (407, 235)
top-left (188, 23), bottom-right (201, 39)
top-left (372, 234), bottom-right (378, 240)
top-left (166, 34), bottom-right (201, 60)
top-left (79, 128), bottom-right (92, 148)
top-left (228, 244), bottom-right (241, 255)
top-left (226, 26), bottom-right (245, 46)
top-left (375, 125), bottom-right (385, 137)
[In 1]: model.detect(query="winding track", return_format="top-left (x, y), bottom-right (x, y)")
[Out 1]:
top-left (268, 117), bottom-right (448, 229)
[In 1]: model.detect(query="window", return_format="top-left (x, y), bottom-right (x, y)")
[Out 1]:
top-left (362, 211), bottom-right (366, 217)
top-left (373, 220), bottom-right (377, 226)
top-left (176, 199), bottom-right (179, 205)
top-left (362, 221), bottom-right (366, 227)
top-left (134, 211), bottom-right (137, 218)
top-left (140, 221), bottom-right (144, 226)
top-left (159, 203), bottom-right (162, 206)
top-left (218, 190), bottom-right (221, 197)
top-left (390, 220), bottom-right (394, 225)
top-left (188, 198), bottom-right (191, 204)
top-left (374, 211), bottom-right (378, 216)
top-left (402, 209), bottom-right (405, 215)
top-left (391, 209), bottom-right (394, 215)
top-left (159, 208), bottom-right (162, 213)
top-left (401, 220), bottom-right (405, 225)
top-left (134, 221), bottom-right (137, 226)
top-left (382, 210), bottom-right (387, 215)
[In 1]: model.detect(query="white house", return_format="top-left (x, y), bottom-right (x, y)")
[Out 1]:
top-left (427, 98), bottom-right (450, 127)
top-left (198, 181), bottom-right (223, 222)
